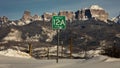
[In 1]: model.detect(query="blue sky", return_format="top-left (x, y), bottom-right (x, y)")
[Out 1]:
top-left (0, 0), bottom-right (119, 20)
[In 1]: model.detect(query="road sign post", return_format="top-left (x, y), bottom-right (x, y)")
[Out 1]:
top-left (52, 16), bottom-right (66, 63)
top-left (57, 29), bottom-right (59, 63)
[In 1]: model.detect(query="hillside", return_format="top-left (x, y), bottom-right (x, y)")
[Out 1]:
top-left (0, 19), bottom-right (120, 58)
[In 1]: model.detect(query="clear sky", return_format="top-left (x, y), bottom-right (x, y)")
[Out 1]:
top-left (0, 0), bottom-right (119, 20)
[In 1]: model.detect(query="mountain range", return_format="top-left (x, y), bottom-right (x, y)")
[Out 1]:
top-left (0, 5), bottom-right (116, 27)
top-left (0, 5), bottom-right (120, 58)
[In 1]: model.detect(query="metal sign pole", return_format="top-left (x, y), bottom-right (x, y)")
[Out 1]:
top-left (56, 29), bottom-right (60, 63)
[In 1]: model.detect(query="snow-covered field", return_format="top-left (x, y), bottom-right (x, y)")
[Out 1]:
top-left (0, 48), bottom-right (119, 68)
top-left (0, 49), bottom-right (31, 58)
top-left (0, 55), bottom-right (120, 68)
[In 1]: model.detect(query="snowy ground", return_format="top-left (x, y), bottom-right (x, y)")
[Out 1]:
top-left (0, 49), bottom-right (31, 58)
top-left (0, 48), bottom-right (119, 68)
top-left (0, 55), bottom-right (120, 68)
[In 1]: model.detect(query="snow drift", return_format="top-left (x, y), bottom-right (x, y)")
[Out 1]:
top-left (0, 49), bottom-right (31, 58)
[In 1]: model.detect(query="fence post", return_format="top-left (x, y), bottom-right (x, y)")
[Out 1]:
top-left (28, 43), bottom-right (32, 56)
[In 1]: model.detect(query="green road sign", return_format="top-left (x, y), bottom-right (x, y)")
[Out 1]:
top-left (52, 16), bottom-right (66, 29)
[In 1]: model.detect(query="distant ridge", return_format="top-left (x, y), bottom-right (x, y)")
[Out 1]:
top-left (0, 5), bottom-right (109, 27)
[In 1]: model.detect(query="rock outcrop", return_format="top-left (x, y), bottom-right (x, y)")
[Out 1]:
top-left (0, 16), bottom-right (9, 23)
top-left (75, 5), bottom-right (108, 22)
top-left (58, 11), bottom-right (75, 21)
top-left (90, 5), bottom-right (108, 22)
top-left (42, 12), bottom-right (57, 21)
top-left (112, 14), bottom-right (120, 23)
top-left (21, 10), bottom-right (32, 24)
top-left (32, 14), bottom-right (42, 21)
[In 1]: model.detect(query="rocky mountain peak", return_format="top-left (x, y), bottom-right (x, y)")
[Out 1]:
top-left (112, 14), bottom-right (120, 23)
top-left (21, 10), bottom-right (32, 23)
top-left (0, 16), bottom-right (9, 23)
top-left (90, 5), bottom-right (104, 10)
top-left (75, 5), bottom-right (108, 22)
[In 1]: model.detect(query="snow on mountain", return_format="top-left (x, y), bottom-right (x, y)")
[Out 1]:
top-left (24, 20), bottom-right (31, 24)
top-left (3, 28), bottom-right (22, 41)
top-left (16, 20), bottom-right (26, 26)
top-left (42, 27), bottom-right (57, 42)
top-left (32, 14), bottom-right (42, 21)
top-left (112, 14), bottom-right (120, 23)
top-left (25, 26), bottom-right (57, 42)
top-left (90, 5), bottom-right (104, 10)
